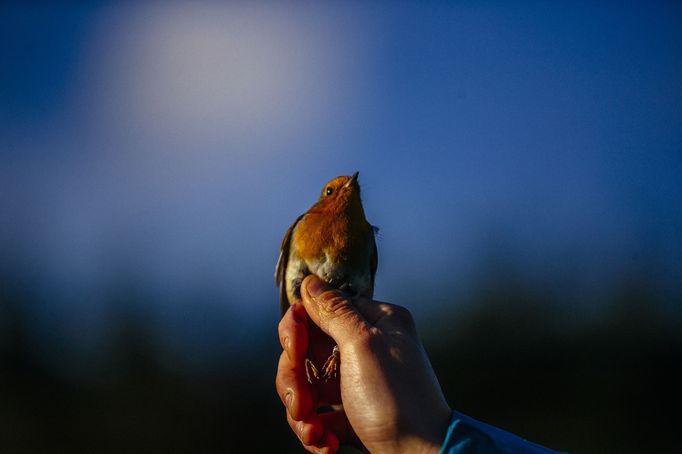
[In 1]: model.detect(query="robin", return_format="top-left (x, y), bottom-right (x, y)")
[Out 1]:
top-left (275, 171), bottom-right (378, 383)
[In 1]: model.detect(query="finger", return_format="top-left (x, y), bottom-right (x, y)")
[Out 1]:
top-left (275, 351), bottom-right (313, 421)
top-left (314, 431), bottom-right (340, 454)
top-left (317, 410), bottom-right (364, 448)
top-left (278, 303), bottom-right (310, 365)
top-left (292, 411), bottom-right (354, 454)
top-left (302, 431), bottom-right (340, 454)
top-left (300, 275), bottom-right (372, 344)
top-left (318, 411), bottom-right (351, 442)
top-left (287, 410), bottom-right (324, 447)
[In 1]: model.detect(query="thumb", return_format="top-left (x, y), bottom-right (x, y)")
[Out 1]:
top-left (300, 275), bottom-right (371, 345)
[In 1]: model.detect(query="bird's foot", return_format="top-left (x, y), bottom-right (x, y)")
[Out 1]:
top-left (305, 358), bottom-right (319, 384)
top-left (321, 345), bottom-right (340, 382)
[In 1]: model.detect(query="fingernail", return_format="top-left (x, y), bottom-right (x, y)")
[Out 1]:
top-left (296, 420), bottom-right (304, 436)
top-left (306, 277), bottom-right (329, 298)
top-left (284, 390), bottom-right (293, 409)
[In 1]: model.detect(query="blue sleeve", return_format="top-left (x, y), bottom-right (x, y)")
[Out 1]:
top-left (440, 410), bottom-right (568, 454)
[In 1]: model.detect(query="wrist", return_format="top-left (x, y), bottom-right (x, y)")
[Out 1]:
top-left (406, 409), bottom-right (452, 454)
top-left (372, 435), bottom-right (442, 454)
top-left (370, 407), bottom-right (451, 454)
top-left (400, 434), bottom-right (443, 454)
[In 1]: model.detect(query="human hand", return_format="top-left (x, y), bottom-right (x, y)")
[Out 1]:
top-left (276, 275), bottom-right (451, 453)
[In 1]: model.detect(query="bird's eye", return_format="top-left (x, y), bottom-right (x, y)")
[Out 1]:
top-left (326, 187), bottom-right (334, 196)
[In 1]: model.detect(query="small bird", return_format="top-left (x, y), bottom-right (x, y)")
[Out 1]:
top-left (275, 172), bottom-right (377, 382)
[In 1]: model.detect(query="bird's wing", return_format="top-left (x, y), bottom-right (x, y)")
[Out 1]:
top-left (369, 225), bottom-right (379, 295)
top-left (275, 214), bottom-right (304, 316)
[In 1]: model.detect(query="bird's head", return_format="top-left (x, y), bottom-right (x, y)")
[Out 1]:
top-left (315, 171), bottom-right (363, 212)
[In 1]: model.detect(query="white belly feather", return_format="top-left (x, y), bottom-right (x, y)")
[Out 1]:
top-left (285, 248), bottom-right (372, 302)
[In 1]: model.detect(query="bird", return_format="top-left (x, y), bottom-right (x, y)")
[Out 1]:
top-left (275, 171), bottom-right (378, 383)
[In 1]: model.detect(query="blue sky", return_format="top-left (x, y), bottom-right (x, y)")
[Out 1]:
top-left (1, 2), bottom-right (681, 368)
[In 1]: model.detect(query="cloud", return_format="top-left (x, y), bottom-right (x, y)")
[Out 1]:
top-left (81, 2), bottom-right (374, 147)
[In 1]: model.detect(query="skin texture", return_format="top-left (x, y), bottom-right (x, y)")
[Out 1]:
top-left (276, 275), bottom-right (452, 454)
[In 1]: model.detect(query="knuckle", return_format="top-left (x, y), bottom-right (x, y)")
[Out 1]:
top-left (323, 304), bottom-right (357, 333)
top-left (317, 290), bottom-right (348, 308)
top-left (296, 420), bottom-right (305, 439)
top-left (275, 365), bottom-right (284, 388)
top-left (275, 374), bottom-right (284, 397)
top-left (318, 293), bottom-right (354, 319)
top-left (393, 305), bottom-right (413, 320)
top-left (386, 304), bottom-right (416, 330)
top-left (287, 414), bottom-right (301, 439)
top-left (277, 317), bottom-right (287, 335)
top-left (275, 354), bottom-right (287, 392)
top-left (279, 328), bottom-right (291, 351)
top-left (299, 423), bottom-right (319, 446)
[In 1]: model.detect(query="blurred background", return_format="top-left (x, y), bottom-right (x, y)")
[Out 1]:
top-left (1, 2), bottom-right (681, 452)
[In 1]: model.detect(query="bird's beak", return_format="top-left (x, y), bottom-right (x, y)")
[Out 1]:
top-left (345, 171), bottom-right (359, 188)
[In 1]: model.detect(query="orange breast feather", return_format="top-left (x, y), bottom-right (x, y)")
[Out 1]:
top-left (294, 206), bottom-right (371, 268)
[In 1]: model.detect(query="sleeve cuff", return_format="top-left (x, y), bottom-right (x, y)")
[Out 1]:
top-left (440, 410), bottom-right (568, 454)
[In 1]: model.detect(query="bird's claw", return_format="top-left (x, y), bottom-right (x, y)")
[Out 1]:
top-left (305, 358), bottom-right (319, 384)
top-left (321, 345), bottom-right (340, 382)
top-left (304, 346), bottom-right (340, 384)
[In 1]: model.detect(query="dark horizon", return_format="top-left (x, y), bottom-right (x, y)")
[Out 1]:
top-left (2, 2), bottom-right (681, 452)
